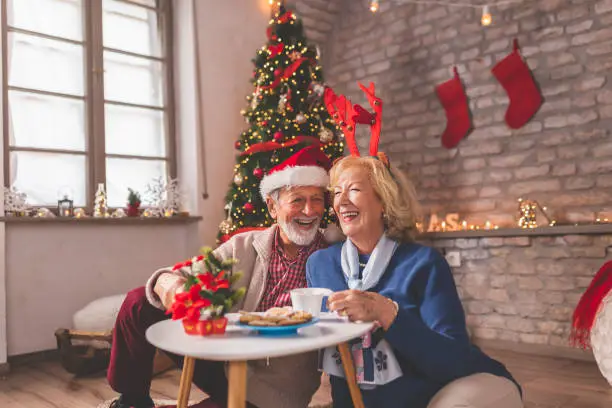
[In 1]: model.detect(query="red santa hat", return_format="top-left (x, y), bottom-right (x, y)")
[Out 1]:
top-left (259, 145), bottom-right (332, 200)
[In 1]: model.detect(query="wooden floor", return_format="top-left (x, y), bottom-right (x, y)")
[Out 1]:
top-left (0, 348), bottom-right (611, 407)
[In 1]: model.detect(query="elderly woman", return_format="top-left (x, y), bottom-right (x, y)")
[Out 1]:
top-left (305, 155), bottom-right (523, 408)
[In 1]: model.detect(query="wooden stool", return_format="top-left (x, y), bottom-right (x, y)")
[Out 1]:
top-left (54, 329), bottom-right (174, 377)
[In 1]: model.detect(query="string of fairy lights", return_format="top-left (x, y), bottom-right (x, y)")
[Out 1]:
top-left (369, 0), bottom-right (525, 26)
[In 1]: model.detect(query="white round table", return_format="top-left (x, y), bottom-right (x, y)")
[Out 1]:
top-left (146, 313), bottom-right (374, 408)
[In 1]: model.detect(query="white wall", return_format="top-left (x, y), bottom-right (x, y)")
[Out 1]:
top-left (5, 222), bottom-right (200, 355)
top-left (174, 0), bottom-right (270, 245)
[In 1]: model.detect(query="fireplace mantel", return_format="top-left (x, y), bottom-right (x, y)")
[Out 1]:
top-left (420, 224), bottom-right (612, 240)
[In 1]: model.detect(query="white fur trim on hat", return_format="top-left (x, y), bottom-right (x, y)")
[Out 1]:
top-left (259, 165), bottom-right (329, 200)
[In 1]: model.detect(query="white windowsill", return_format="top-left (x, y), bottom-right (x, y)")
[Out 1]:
top-left (0, 215), bottom-right (202, 225)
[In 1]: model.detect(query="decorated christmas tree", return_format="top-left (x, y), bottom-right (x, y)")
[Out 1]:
top-left (217, 5), bottom-right (344, 244)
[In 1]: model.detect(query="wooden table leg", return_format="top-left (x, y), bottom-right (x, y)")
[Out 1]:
top-left (227, 360), bottom-right (248, 408)
top-left (338, 342), bottom-right (365, 408)
top-left (177, 356), bottom-right (195, 408)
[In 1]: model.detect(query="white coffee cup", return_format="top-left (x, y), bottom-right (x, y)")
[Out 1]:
top-left (290, 288), bottom-right (333, 317)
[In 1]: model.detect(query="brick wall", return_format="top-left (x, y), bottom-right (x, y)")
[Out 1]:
top-left (294, 0), bottom-right (342, 55)
top-left (424, 233), bottom-right (612, 349)
top-left (323, 0), bottom-right (612, 227)
top-left (302, 0), bottom-right (612, 354)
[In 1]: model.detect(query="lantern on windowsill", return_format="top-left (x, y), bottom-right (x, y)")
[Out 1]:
top-left (58, 195), bottom-right (74, 217)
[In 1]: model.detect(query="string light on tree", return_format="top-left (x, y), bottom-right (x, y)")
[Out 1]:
top-left (378, 0), bottom-right (524, 26)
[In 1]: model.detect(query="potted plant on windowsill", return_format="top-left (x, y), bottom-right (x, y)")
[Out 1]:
top-left (126, 188), bottom-right (141, 217)
top-left (167, 247), bottom-right (245, 336)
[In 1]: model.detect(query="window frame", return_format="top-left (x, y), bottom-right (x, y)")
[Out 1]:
top-left (1, 0), bottom-right (177, 210)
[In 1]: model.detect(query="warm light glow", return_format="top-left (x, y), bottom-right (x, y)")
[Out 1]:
top-left (370, 0), bottom-right (379, 13)
top-left (481, 5), bottom-right (492, 26)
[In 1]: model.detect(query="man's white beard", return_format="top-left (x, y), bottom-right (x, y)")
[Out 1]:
top-left (278, 217), bottom-right (320, 246)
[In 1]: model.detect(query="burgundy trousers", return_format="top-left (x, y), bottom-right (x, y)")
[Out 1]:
top-left (107, 287), bottom-right (230, 405)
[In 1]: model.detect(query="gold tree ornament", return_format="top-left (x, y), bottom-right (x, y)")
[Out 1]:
top-left (219, 202), bottom-right (234, 235)
top-left (219, 218), bottom-right (234, 235)
top-left (312, 82), bottom-right (325, 96)
top-left (233, 172), bottom-right (244, 186)
top-left (319, 122), bottom-right (333, 143)
top-left (278, 93), bottom-right (288, 113)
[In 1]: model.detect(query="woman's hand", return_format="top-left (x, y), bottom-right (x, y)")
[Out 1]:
top-left (327, 290), bottom-right (398, 330)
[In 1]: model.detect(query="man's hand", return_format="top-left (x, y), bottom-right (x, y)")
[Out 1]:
top-left (327, 290), bottom-right (398, 330)
top-left (154, 272), bottom-right (185, 310)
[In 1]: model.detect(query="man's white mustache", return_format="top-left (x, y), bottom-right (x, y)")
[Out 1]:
top-left (293, 217), bottom-right (319, 223)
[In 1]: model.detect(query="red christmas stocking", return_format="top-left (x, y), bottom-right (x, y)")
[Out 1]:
top-left (436, 67), bottom-right (472, 149)
top-left (492, 39), bottom-right (543, 129)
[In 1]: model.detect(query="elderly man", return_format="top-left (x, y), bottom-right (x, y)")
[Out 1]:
top-left (108, 145), bottom-right (338, 408)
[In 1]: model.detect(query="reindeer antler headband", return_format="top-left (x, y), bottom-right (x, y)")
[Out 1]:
top-left (323, 82), bottom-right (390, 168)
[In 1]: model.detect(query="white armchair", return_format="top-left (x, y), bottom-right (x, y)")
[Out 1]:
top-left (427, 373), bottom-right (523, 408)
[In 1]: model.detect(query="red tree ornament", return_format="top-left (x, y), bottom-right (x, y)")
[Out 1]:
top-left (253, 168), bottom-right (264, 179)
top-left (234, 140), bottom-right (241, 150)
top-left (273, 131), bottom-right (284, 142)
top-left (243, 202), bottom-right (255, 213)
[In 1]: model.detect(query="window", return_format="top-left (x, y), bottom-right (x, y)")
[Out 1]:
top-left (1, 0), bottom-right (175, 209)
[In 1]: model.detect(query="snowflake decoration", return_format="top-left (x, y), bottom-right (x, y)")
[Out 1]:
top-left (162, 178), bottom-right (182, 215)
top-left (144, 177), bottom-right (182, 217)
top-left (3, 187), bottom-right (29, 215)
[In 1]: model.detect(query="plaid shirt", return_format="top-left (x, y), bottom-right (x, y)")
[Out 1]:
top-left (256, 229), bottom-right (326, 312)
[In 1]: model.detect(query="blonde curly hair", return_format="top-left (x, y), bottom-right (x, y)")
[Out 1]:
top-left (329, 156), bottom-right (421, 243)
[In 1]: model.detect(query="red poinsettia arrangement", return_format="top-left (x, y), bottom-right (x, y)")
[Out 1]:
top-left (167, 247), bottom-right (245, 336)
